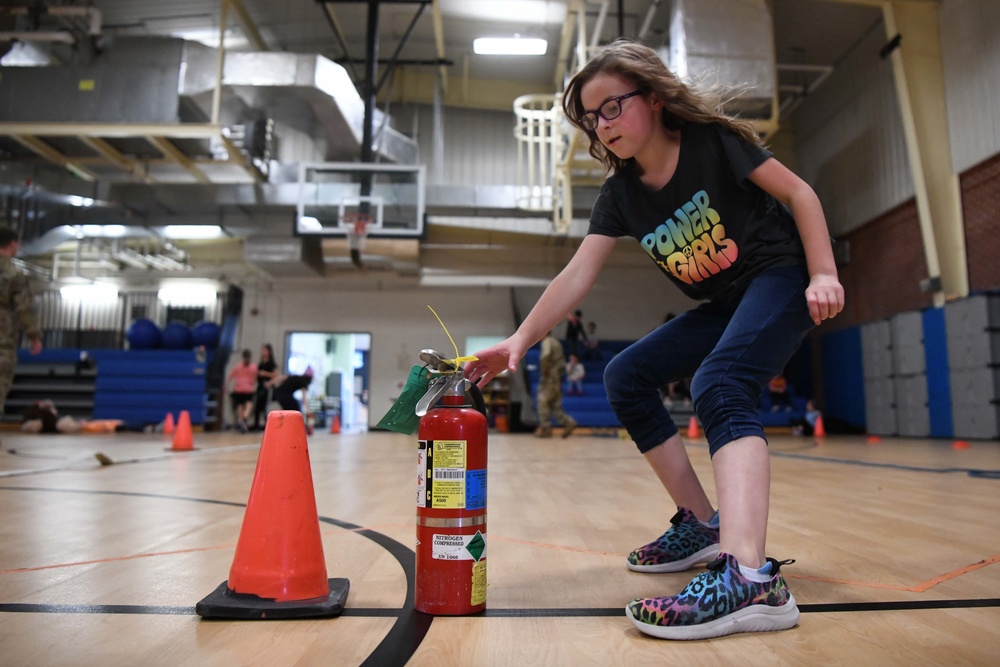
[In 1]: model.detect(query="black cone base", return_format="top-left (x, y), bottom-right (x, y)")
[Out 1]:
top-left (195, 578), bottom-right (350, 620)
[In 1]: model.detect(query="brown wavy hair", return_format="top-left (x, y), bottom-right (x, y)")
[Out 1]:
top-left (562, 39), bottom-right (762, 173)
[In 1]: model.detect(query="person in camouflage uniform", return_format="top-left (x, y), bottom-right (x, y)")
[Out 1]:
top-left (535, 330), bottom-right (577, 438)
top-left (1, 228), bottom-right (43, 417)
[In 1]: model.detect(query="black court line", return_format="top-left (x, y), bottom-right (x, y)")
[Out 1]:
top-left (3, 598), bottom-right (999, 617)
top-left (766, 448), bottom-right (1000, 480)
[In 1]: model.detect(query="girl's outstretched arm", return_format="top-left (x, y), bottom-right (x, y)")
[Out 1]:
top-left (465, 234), bottom-right (617, 386)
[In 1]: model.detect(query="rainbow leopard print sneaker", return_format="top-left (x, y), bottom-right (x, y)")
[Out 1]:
top-left (626, 507), bottom-right (720, 573)
top-left (626, 553), bottom-right (800, 640)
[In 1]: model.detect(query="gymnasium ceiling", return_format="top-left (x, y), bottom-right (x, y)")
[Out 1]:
top-left (0, 0), bottom-right (883, 288)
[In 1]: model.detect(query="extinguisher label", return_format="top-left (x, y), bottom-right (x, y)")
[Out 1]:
top-left (471, 560), bottom-right (487, 606)
top-left (417, 441), bottom-right (428, 508)
top-left (419, 439), bottom-right (468, 509)
top-left (431, 531), bottom-right (487, 562)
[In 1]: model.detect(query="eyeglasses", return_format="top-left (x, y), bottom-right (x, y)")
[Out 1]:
top-left (579, 90), bottom-right (643, 131)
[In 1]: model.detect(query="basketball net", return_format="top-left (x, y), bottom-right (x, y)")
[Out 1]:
top-left (344, 213), bottom-right (370, 253)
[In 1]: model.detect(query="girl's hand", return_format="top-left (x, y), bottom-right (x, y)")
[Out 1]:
top-left (806, 273), bottom-right (845, 325)
top-left (464, 337), bottom-right (526, 388)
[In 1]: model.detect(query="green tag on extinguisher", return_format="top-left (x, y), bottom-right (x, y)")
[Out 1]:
top-left (377, 365), bottom-right (431, 434)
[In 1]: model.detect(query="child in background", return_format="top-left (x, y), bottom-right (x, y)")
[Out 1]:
top-left (227, 349), bottom-right (258, 433)
top-left (791, 400), bottom-right (822, 436)
top-left (566, 354), bottom-right (586, 395)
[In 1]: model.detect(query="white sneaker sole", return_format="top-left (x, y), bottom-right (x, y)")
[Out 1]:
top-left (626, 593), bottom-right (800, 640)
top-left (626, 544), bottom-right (720, 573)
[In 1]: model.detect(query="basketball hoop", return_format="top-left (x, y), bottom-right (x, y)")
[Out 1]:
top-left (344, 213), bottom-right (371, 253)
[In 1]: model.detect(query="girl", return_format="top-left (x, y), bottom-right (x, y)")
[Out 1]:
top-left (465, 39), bottom-right (844, 640)
top-left (253, 343), bottom-right (278, 430)
top-left (227, 349), bottom-right (258, 434)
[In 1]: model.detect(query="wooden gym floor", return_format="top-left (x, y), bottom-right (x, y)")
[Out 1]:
top-left (1, 424), bottom-right (998, 666)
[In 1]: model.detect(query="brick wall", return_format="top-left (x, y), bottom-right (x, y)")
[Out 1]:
top-left (961, 152), bottom-right (1000, 293)
top-left (831, 199), bottom-right (934, 330)
top-left (814, 150), bottom-right (1000, 334)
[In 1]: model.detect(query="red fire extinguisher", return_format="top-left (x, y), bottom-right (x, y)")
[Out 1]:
top-left (414, 350), bottom-right (489, 615)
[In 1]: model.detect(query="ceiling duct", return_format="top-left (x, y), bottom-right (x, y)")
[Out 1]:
top-left (667, 0), bottom-right (778, 137)
top-left (0, 37), bottom-right (416, 166)
top-left (243, 235), bottom-right (325, 278)
top-left (178, 47), bottom-right (417, 164)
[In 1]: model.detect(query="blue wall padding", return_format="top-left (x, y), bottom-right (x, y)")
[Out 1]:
top-left (96, 376), bottom-right (206, 393)
top-left (91, 349), bottom-right (207, 426)
top-left (922, 307), bottom-right (953, 438)
top-left (17, 348), bottom-right (86, 364)
top-left (821, 326), bottom-right (866, 428)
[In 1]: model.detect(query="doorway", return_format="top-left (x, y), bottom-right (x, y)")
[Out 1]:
top-left (284, 331), bottom-right (371, 431)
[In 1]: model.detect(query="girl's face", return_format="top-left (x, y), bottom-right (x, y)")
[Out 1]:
top-left (579, 72), bottom-right (660, 160)
top-left (260, 346), bottom-right (270, 359)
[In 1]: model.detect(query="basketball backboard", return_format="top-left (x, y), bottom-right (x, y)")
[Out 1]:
top-left (296, 162), bottom-right (425, 238)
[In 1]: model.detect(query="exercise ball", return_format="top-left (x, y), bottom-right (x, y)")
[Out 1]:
top-left (162, 322), bottom-right (194, 350)
top-left (127, 318), bottom-right (162, 349)
top-left (191, 320), bottom-right (221, 349)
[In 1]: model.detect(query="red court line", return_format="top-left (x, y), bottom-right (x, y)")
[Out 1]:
top-left (787, 553), bottom-right (1000, 592)
top-left (907, 553), bottom-right (1000, 593)
top-left (488, 535), bottom-right (621, 558)
top-left (0, 543), bottom-right (236, 575)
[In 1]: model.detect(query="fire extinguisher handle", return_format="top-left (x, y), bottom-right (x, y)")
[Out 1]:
top-left (466, 380), bottom-right (488, 417)
top-left (415, 376), bottom-right (450, 416)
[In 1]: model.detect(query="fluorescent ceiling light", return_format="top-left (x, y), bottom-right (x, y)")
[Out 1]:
top-left (68, 195), bottom-right (95, 207)
top-left (80, 224), bottom-right (126, 238)
top-left (161, 225), bottom-right (226, 240)
top-left (474, 37), bottom-right (548, 56)
top-left (60, 283), bottom-right (119, 302)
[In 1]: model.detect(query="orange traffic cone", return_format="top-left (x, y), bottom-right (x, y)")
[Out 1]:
top-left (162, 412), bottom-right (175, 435)
top-left (168, 410), bottom-right (195, 451)
top-left (195, 410), bottom-right (349, 619)
top-left (330, 414), bottom-right (341, 434)
top-left (687, 415), bottom-right (700, 439)
top-left (952, 440), bottom-right (971, 450)
top-left (812, 415), bottom-right (826, 438)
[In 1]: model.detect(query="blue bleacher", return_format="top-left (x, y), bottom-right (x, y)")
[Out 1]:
top-left (525, 339), bottom-right (811, 430)
top-left (524, 340), bottom-right (627, 428)
top-left (15, 347), bottom-right (210, 428)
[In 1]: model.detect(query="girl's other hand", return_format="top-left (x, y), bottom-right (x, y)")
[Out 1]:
top-left (806, 273), bottom-right (845, 325)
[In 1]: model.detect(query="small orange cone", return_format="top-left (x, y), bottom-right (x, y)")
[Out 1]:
top-left (162, 412), bottom-right (175, 435)
top-left (168, 410), bottom-right (195, 451)
top-left (813, 415), bottom-right (826, 438)
top-left (687, 415), bottom-right (700, 439)
top-left (195, 410), bottom-right (349, 619)
top-left (867, 435), bottom-right (881, 444)
top-left (330, 414), bottom-right (341, 434)
top-left (952, 440), bottom-right (971, 450)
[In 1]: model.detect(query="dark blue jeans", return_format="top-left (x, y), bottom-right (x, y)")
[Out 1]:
top-left (604, 266), bottom-right (815, 456)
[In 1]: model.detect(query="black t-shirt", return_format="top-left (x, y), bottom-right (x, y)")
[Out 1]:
top-left (588, 122), bottom-right (806, 301)
top-left (257, 359), bottom-right (277, 389)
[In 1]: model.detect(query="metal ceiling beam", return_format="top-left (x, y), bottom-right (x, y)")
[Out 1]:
top-left (431, 0), bottom-right (448, 94)
top-left (1, 122), bottom-right (264, 184)
top-left (146, 137), bottom-right (211, 184)
top-left (9, 135), bottom-right (97, 181)
top-left (227, 0), bottom-right (269, 51)
top-left (0, 123), bottom-right (224, 139)
top-left (78, 136), bottom-right (152, 183)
